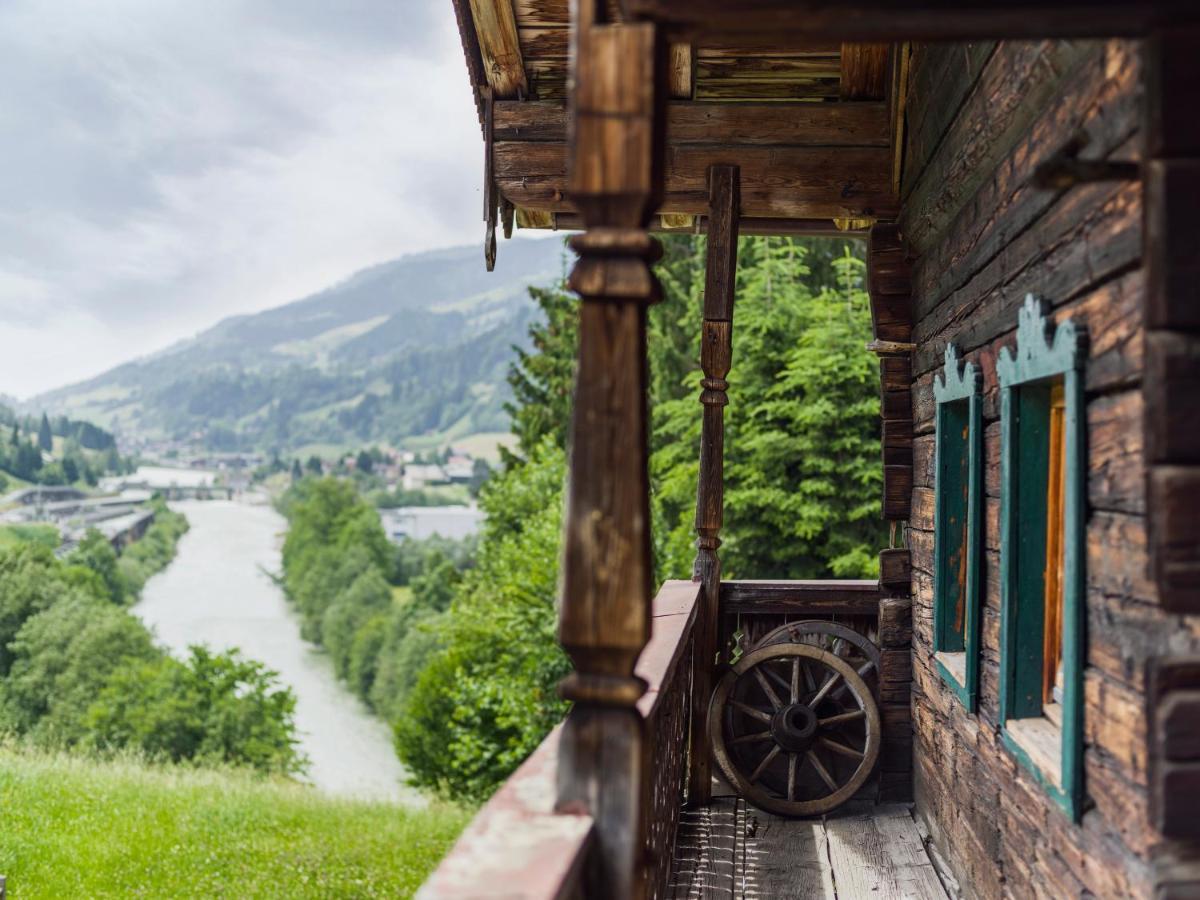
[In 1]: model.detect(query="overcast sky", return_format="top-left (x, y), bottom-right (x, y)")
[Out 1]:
top-left (0, 0), bottom-right (485, 399)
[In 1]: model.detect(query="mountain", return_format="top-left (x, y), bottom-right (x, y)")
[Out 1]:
top-left (34, 238), bottom-right (568, 455)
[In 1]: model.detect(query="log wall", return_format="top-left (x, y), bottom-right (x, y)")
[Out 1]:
top-left (901, 38), bottom-right (1200, 899)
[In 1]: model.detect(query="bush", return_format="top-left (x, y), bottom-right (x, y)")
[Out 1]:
top-left (394, 439), bottom-right (569, 802)
top-left (0, 542), bottom-right (301, 774)
top-left (87, 646), bottom-right (300, 774)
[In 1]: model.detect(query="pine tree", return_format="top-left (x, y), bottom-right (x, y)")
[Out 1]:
top-left (503, 285), bottom-right (578, 462)
top-left (37, 414), bottom-right (53, 453)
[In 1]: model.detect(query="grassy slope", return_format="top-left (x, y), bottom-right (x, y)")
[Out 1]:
top-left (0, 749), bottom-right (468, 899)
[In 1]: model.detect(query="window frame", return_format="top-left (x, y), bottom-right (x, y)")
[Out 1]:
top-left (997, 294), bottom-right (1086, 822)
top-left (932, 343), bottom-right (983, 711)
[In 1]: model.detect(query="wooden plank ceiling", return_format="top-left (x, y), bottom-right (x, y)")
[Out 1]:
top-left (457, 0), bottom-right (902, 233)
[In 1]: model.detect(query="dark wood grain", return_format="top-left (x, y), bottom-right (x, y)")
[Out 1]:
top-left (688, 165), bottom-right (739, 810)
top-left (720, 580), bottom-right (881, 616)
top-left (555, 18), bottom-right (664, 900)
top-left (620, 0), bottom-right (1200, 41)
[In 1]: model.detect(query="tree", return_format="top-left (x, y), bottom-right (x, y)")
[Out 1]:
top-left (87, 646), bottom-right (300, 774)
top-left (503, 285), bottom-right (578, 461)
top-left (291, 459), bottom-right (303, 482)
top-left (37, 413), bottom-right (53, 453)
top-left (305, 455), bottom-right (323, 475)
top-left (652, 238), bottom-right (885, 579)
top-left (468, 458), bottom-right (492, 497)
top-left (395, 438), bottom-right (570, 802)
top-left (68, 529), bottom-right (128, 605)
top-left (355, 450), bottom-right (374, 474)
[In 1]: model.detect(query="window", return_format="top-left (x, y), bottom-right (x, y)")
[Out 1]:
top-left (932, 344), bottom-right (982, 710)
top-left (997, 295), bottom-right (1085, 821)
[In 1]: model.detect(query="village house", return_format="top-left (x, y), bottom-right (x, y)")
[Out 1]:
top-left (421, 3), bottom-right (1200, 898)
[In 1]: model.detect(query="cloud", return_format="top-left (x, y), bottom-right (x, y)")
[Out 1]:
top-left (0, 0), bottom-right (485, 398)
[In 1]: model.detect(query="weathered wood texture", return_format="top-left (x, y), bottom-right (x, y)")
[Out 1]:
top-left (900, 37), bottom-right (1194, 900)
top-left (868, 224), bottom-right (915, 521)
top-left (688, 165), bottom-right (739, 810)
top-left (555, 17), bottom-right (663, 900)
top-left (416, 725), bottom-right (594, 899)
top-left (620, 0), bottom-right (1200, 41)
top-left (878, 599), bottom-right (915, 802)
top-left (720, 579), bottom-right (881, 616)
top-left (420, 582), bottom-right (700, 900)
top-left (638, 581), bottom-right (700, 899)
top-left (667, 797), bottom-right (947, 898)
top-left (1144, 31), bottom-right (1200, 614)
top-left (494, 140), bottom-right (896, 221)
top-left (468, 0), bottom-right (529, 98)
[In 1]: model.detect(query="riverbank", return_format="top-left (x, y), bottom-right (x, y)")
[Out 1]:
top-left (0, 746), bottom-right (468, 899)
top-left (135, 499), bottom-right (413, 801)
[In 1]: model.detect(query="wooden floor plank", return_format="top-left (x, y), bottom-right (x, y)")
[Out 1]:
top-left (667, 797), bottom-right (740, 899)
top-left (742, 808), bottom-right (835, 898)
top-left (824, 806), bottom-right (948, 900)
top-left (668, 798), bottom-right (945, 899)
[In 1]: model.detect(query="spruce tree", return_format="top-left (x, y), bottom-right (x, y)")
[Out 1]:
top-left (37, 414), bottom-right (53, 453)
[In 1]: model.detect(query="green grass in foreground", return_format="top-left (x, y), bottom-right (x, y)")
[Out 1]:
top-left (0, 748), bottom-right (470, 899)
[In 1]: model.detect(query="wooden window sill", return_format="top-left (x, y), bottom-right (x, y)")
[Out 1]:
top-left (1004, 714), bottom-right (1063, 791)
top-left (935, 650), bottom-right (967, 688)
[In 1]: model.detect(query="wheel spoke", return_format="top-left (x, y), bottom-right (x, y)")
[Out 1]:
top-left (806, 750), bottom-right (838, 792)
top-left (731, 730), bottom-right (773, 746)
top-left (803, 660), bottom-right (817, 693)
top-left (787, 753), bottom-right (798, 801)
top-left (753, 668), bottom-right (783, 710)
top-left (748, 745), bottom-right (781, 783)
top-left (818, 709), bottom-right (866, 728)
top-left (762, 664), bottom-right (793, 699)
top-left (820, 737), bottom-right (866, 760)
top-left (731, 699), bottom-right (773, 723)
top-left (832, 637), bottom-right (846, 657)
top-left (809, 671), bottom-right (842, 707)
top-left (790, 659), bottom-right (800, 705)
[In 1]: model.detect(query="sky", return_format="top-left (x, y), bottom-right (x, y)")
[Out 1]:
top-left (0, 0), bottom-right (485, 399)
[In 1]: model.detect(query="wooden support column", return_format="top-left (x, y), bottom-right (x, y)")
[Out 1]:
top-left (1145, 30), bottom-right (1200, 614)
top-left (555, 5), bottom-right (664, 898)
top-left (867, 224), bottom-right (914, 523)
top-left (688, 164), bottom-right (740, 809)
top-left (1145, 30), bottom-right (1200, 898)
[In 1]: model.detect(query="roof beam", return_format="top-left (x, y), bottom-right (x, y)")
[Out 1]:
top-left (469, 0), bottom-right (529, 98)
top-left (840, 44), bottom-right (889, 100)
top-left (493, 99), bottom-right (891, 145)
top-left (619, 0), bottom-right (1200, 41)
top-left (494, 141), bottom-right (896, 220)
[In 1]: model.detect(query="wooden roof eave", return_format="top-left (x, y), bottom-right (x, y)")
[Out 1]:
top-left (449, 0), bottom-right (487, 134)
top-left (618, 0), bottom-right (1200, 41)
top-left (493, 100), bottom-right (899, 224)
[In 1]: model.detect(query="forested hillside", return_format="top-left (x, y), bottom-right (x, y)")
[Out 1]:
top-left (0, 404), bottom-right (127, 488)
top-left (34, 239), bottom-right (566, 454)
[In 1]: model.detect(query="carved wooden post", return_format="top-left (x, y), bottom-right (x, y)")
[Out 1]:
top-left (688, 165), bottom-right (740, 808)
top-left (555, 4), bottom-right (665, 898)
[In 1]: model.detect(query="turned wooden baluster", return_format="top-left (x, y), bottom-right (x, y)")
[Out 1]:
top-left (688, 165), bottom-right (740, 808)
top-left (555, 4), bottom-right (665, 898)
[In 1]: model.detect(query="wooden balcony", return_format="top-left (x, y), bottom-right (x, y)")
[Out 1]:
top-left (420, 578), bottom-right (941, 899)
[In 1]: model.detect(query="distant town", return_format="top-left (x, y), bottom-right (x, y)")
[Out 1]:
top-left (1, 438), bottom-right (492, 555)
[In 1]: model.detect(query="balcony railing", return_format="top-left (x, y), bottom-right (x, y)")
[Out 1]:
top-left (418, 577), bottom-right (910, 898)
top-left (419, 580), bottom-right (700, 900)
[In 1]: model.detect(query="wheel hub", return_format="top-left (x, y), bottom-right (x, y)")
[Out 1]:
top-left (771, 702), bottom-right (818, 752)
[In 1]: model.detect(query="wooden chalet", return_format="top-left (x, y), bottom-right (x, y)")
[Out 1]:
top-left (423, 2), bottom-right (1200, 897)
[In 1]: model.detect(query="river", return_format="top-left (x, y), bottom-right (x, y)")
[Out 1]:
top-left (134, 498), bottom-right (418, 804)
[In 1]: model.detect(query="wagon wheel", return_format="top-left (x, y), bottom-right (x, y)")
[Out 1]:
top-left (709, 642), bottom-right (881, 817)
top-left (754, 619), bottom-right (881, 694)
